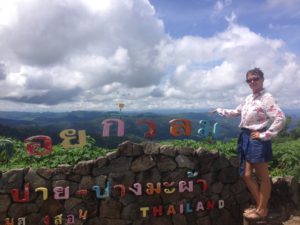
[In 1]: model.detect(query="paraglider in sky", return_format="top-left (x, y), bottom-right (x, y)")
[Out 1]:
top-left (117, 102), bottom-right (125, 112)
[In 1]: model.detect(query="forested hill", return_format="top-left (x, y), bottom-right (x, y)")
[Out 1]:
top-left (0, 110), bottom-right (241, 148)
top-left (0, 109), bottom-right (299, 148)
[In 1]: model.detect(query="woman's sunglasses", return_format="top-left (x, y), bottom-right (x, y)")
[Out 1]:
top-left (246, 77), bottom-right (260, 83)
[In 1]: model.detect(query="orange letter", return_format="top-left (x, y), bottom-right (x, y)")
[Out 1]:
top-left (169, 119), bottom-right (192, 137)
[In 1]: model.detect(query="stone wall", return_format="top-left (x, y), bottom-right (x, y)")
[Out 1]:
top-left (0, 141), bottom-right (298, 225)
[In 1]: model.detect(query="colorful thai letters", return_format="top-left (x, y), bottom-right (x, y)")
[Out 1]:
top-left (92, 180), bottom-right (110, 199)
top-left (146, 182), bottom-right (161, 195)
top-left (9, 117), bottom-right (222, 160)
top-left (198, 120), bottom-right (220, 138)
top-left (54, 214), bottom-right (62, 225)
top-left (139, 200), bottom-right (225, 217)
top-left (3, 211), bottom-right (88, 225)
top-left (17, 218), bottom-right (25, 225)
top-left (59, 129), bottom-right (87, 149)
top-left (53, 186), bottom-right (70, 199)
top-left (66, 215), bottom-right (75, 224)
top-left (35, 187), bottom-right (48, 200)
top-left (24, 135), bottom-right (52, 156)
top-left (5, 177), bottom-right (224, 221)
top-left (43, 215), bottom-right (50, 225)
top-left (136, 119), bottom-right (157, 139)
top-left (10, 183), bottom-right (30, 203)
top-left (10, 179), bottom-right (209, 203)
top-left (162, 182), bottom-right (176, 194)
top-left (128, 183), bottom-right (142, 196)
top-left (178, 180), bottom-right (194, 192)
top-left (4, 218), bottom-right (14, 225)
top-left (169, 118), bottom-right (192, 137)
top-left (102, 119), bottom-right (125, 137)
top-left (78, 209), bottom-right (88, 220)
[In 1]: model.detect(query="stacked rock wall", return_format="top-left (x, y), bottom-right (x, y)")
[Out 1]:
top-left (0, 141), bottom-right (298, 225)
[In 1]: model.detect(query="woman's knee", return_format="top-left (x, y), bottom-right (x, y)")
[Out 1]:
top-left (242, 173), bottom-right (253, 182)
top-left (253, 163), bottom-right (270, 181)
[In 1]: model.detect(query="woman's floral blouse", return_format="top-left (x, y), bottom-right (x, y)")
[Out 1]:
top-left (216, 89), bottom-right (286, 141)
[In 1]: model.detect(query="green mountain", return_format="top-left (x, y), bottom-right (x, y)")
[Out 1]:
top-left (0, 110), bottom-right (243, 148)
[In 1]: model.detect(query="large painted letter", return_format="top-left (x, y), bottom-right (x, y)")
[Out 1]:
top-left (113, 184), bottom-right (126, 197)
top-left (35, 187), bottom-right (48, 200)
top-left (212, 122), bottom-right (220, 139)
top-left (169, 119), bottom-right (192, 137)
top-left (136, 120), bottom-right (157, 139)
top-left (43, 216), bottom-right (50, 225)
top-left (24, 135), bottom-right (52, 156)
top-left (79, 209), bottom-right (88, 220)
top-left (4, 218), bottom-right (14, 225)
top-left (53, 186), bottom-right (70, 199)
top-left (163, 182), bottom-right (176, 194)
top-left (92, 181), bottom-right (110, 199)
top-left (196, 179), bottom-right (208, 192)
top-left (102, 119), bottom-right (125, 137)
top-left (178, 180), bottom-right (194, 193)
top-left (10, 183), bottom-right (30, 202)
top-left (67, 215), bottom-right (75, 224)
top-left (59, 129), bottom-right (87, 149)
top-left (197, 120), bottom-right (209, 138)
top-left (146, 183), bottom-right (161, 195)
top-left (128, 183), bottom-right (142, 196)
top-left (18, 218), bottom-right (26, 225)
top-left (54, 214), bottom-right (62, 225)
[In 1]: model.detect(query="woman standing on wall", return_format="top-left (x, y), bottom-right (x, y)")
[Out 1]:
top-left (211, 68), bottom-right (286, 221)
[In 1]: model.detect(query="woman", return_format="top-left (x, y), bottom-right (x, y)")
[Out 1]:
top-left (212, 68), bottom-right (285, 221)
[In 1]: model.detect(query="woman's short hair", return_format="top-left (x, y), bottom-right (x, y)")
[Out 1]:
top-left (246, 68), bottom-right (264, 80)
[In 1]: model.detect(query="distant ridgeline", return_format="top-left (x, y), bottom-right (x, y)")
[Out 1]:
top-left (0, 118), bottom-right (224, 160)
top-left (0, 111), bottom-right (240, 147)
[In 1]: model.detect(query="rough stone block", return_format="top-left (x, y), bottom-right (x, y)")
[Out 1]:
top-left (0, 169), bottom-right (24, 191)
top-left (160, 145), bottom-right (176, 157)
top-left (156, 155), bottom-right (177, 172)
top-left (99, 199), bottom-right (122, 219)
top-left (72, 160), bottom-right (94, 175)
top-left (175, 155), bottom-right (195, 169)
top-left (131, 155), bottom-right (156, 172)
top-left (142, 142), bottom-right (160, 155)
top-left (0, 194), bottom-right (11, 213)
top-left (93, 157), bottom-right (132, 176)
top-left (24, 168), bottom-right (48, 189)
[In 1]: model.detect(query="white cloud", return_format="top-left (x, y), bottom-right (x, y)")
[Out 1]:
top-left (0, 0), bottom-right (299, 111)
top-left (0, 0), bottom-right (166, 106)
top-left (155, 22), bottom-right (299, 109)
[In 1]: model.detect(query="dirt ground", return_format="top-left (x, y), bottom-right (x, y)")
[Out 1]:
top-left (245, 210), bottom-right (300, 225)
top-left (282, 209), bottom-right (300, 225)
top-left (283, 215), bottom-right (300, 225)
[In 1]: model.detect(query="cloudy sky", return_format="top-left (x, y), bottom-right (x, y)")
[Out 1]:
top-left (0, 0), bottom-right (299, 112)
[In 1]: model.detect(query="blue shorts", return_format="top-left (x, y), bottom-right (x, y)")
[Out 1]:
top-left (237, 129), bottom-right (272, 176)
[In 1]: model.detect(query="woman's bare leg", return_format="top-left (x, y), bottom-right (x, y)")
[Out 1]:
top-left (242, 161), bottom-right (260, 208)
top-left (252, 162), bottom-right (270, 217)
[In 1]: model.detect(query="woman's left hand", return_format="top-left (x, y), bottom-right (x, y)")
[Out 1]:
top-left (250, 131), bottom-right (260, 140)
